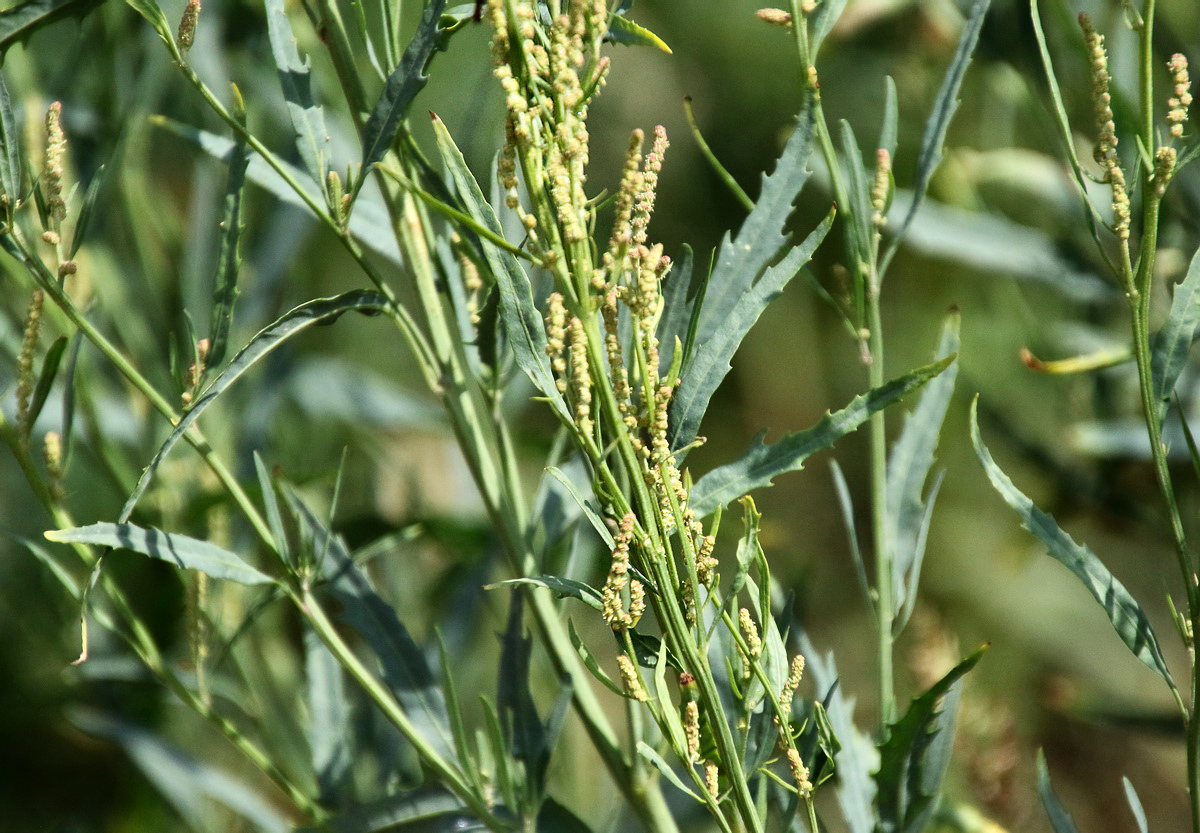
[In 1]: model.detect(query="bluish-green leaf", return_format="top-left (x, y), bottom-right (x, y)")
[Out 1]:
top-left (70, 163), bottom-right (108, 257)
top-left (359, 0), bottom-right (448, 178)
top-left (431, 114), bottom-right (569, 421)
top-left (298, 790), bottom-right (469, 833)
top-left (636, 741), bottom-right (702, 801)
top-left (808, 0), bottom-right (849, 55)
top-left (119, 291), bottom-right (387, 523)
top-left (1036, 751), bottom-right (1082, 833)
top-left (876, 645), bottom-right (986, 833)
top-left (488, 575), bottom-right (602, 611)
top-left (655, 244), bottom-right (696, 374)
top-left (669, 101), bottom-right (819, 451)
top-left (544, 464), bottom-right (613, 548)
top-left (670, 210), bottom-right (832, 450)
top-left (45, 522), bottom-right (274, 585)
top-left (265, 0), bottom-right (329, 185)
top-left (28, 334), bottom-right (67, 429)
top-left (498, 594), bottom-right (551, 797)
top-left (882, 0), bottom-right (991, 273)
top-left (887, 312), bottom-right (959, 630)
top-left (0, 70), bottom-right (20, 209)
top-left (206, 124), bottom-right (248, 369)
top-left (73, 709), bottom-right (290, 833)
top-left (1151, 245), bottom-right (1200, 419)
top-left (690, 355), bottom-right (952, 517)
top-left (305, 626), bottom-right (352, 805)
top-left (971, 398), bottom-right (1177, 693)
top-left (1123, 778), bottom-right (1148, 833)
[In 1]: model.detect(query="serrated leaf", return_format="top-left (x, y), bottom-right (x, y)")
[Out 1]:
top-left (971, 398), bottom-right (1176, 694)
top-left (876, 645), bottom-right (986, 833)
top-left (119, 290), bottom-right (387, 523)
top-left (206, 125), bottom-right (248, 369)
top-left (670, 210), bottom-right (832, 450)
top-left (28, 334), bottom-right (66, 428)
top-left (669, 103), bottom-right (820, 451)
top-left (1036, 751), bottom-right (1082, 833)
top-left (887, 312), bottom-right (959, 628)
top-left (690, 356), bottom-right (952, 517)
top-left (1151, 244), bottom-right (1200, 420)
top-left (0, 0), bottom-right (104, 63)
top-left (45, 522), bottom-right (275, 585)
top-left (265, 0), bottom-right (329, 185)
top-left (487, 575), bottom-right (602, 611)
top-left (605, 12), bottom-right (671, 53)
top-left (359, 0), bottom-right (448, 178)
top-left (73, 709), bottom-right (290, 833)
top-left (152, 118), bottom-right (403, 265)
top-left (636, 741), bottom-right (702, 801)
top-left (431, 115), bottom-right (569, 421)
top-left (883, 0), bottom-right (990, 272)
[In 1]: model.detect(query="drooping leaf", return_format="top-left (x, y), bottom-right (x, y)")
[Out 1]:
top-left (876, 645), bottom-right (986, 833)
top-left (152, 118), bottom-right (403, 265)
top-left (0, 0), bottom-right (104, 63)
top-left (971, 398), bottom-right (1177, 694)
top-left (1036, 751), bottom-right (1083, 833)
top-left (887, 312), bottom-right (959, 629)
top-left (45, 522), bottom-right (275, 585)
top-left (431, 114), bottom-right (569, 421)
top-left (690, 356), bottom-right (952, 517)
top-left (359, 0), bottom-right (449, 179)
top-left (567, 619), bottom-right (625, 698)
top-left (882, 0), bottom-right (991, 273)
top-left (1151, 244), bottom-right (1200, 420)
top-left (487, 576), bottom-right (602, 611)
top-left (544, 465), bottom-right (613, 548)
top-left (299, 495), bottom-right (456, 761)
top-left (265, 0), bottom-right (329, 185)
top-left (73, 709), bottom-right (290, 833)
top-left (636, 741), bottom-right (702, 801)
top-left (670, 210), bottom-right (832, 450)
top-left (669, 101), bottom-right (819, 451)
top-left (119, 290), bottom-right (387, 522)
top-left (206, 122), bottom-right (248, 369)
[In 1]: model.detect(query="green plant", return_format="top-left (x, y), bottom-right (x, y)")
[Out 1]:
top-left (0, 0), bottom-right (1015, 831)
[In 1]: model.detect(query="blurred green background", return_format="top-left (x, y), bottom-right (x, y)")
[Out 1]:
top-left (4, 0), bottom-right (1200, 829)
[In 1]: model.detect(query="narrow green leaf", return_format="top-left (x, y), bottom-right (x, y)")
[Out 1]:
top-left (690, 355), bottom-right (952, 517)
top-left (1123, 778), bottom-right (1148, 833)
top-left (487, 576), bottom-right (602, 611)
top-left (605, 12), bottom-right (671, 53)
top-left (970, 398), bottom-right (1177, 693)
top-left (304, 626), bottom-right (352, 805)
top-left (808, 0), bottom-right (849, 55)
top-left (1036, 751), bottom-right (1083, 833)
top-left (123, 0), bottom-right (172, 43)
top-left (1151, 244), bottom-right (1200, 419)
top-left (636, 741), bottom-right (702, 801)
top-left (45, 522), bottom-right (274, 585)
top-left (206, 125), bottom-right (248, 369)
top-left (70, 163), bottom-right (107, 257)
top-left (876, 645), bottom-right (986, 833)
top-left (498, 595), bottom-right (551, 797)
top-left (670, 210), bottom-right (832, 450)
top-left (669, 101), bottom-right (819, 451)
top-left (830, 460), bottom-right (872, 611)
top-left (567, 619), bottom-right (626, 698)
top-left (28, 334), bottom-right (67, 428)
top-left (655, 243), bottom-right (697, 373)
top-left (544, 465), bottom-right (613, 548)
top-left (152, 118), bottom-right (403, 265)
top-left (838, 120), bottom-right (873, 262)
top-left (0, 0), bottom-right (104, 63)
top-left (882, 0), bottom-right (991, 273)
top-left (431, 114), bottom-right (569, 421)
top-left (253, 452), bottom-right (291, 567)
top-left (119, 290), bottom-right (387, 522)
top-left (0, 70), bottom-right (20, 211)
top-left (72, 709), bottom-right (290, 833)
top-left (887, 312), bottom-right (959, 628)
top-left (879, 76), bottom-right (899, 159)
top-left (299, 496), bottom-right (456, 761)
top-left (265, 0), bottom-right (329, 185)
top-left (359, 0), bottom-right (448, 178)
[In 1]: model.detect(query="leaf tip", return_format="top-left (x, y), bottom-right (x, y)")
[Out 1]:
top-left (429, 110), bottom-right (441, 122)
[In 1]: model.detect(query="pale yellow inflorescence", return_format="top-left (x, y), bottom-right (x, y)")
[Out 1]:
top-left (1168, 53), bottom-right (1192, 139)
top-left (617, 654), bottom-right (648, 701)
top-left (1079, 14), bottom-right (1129, 241)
